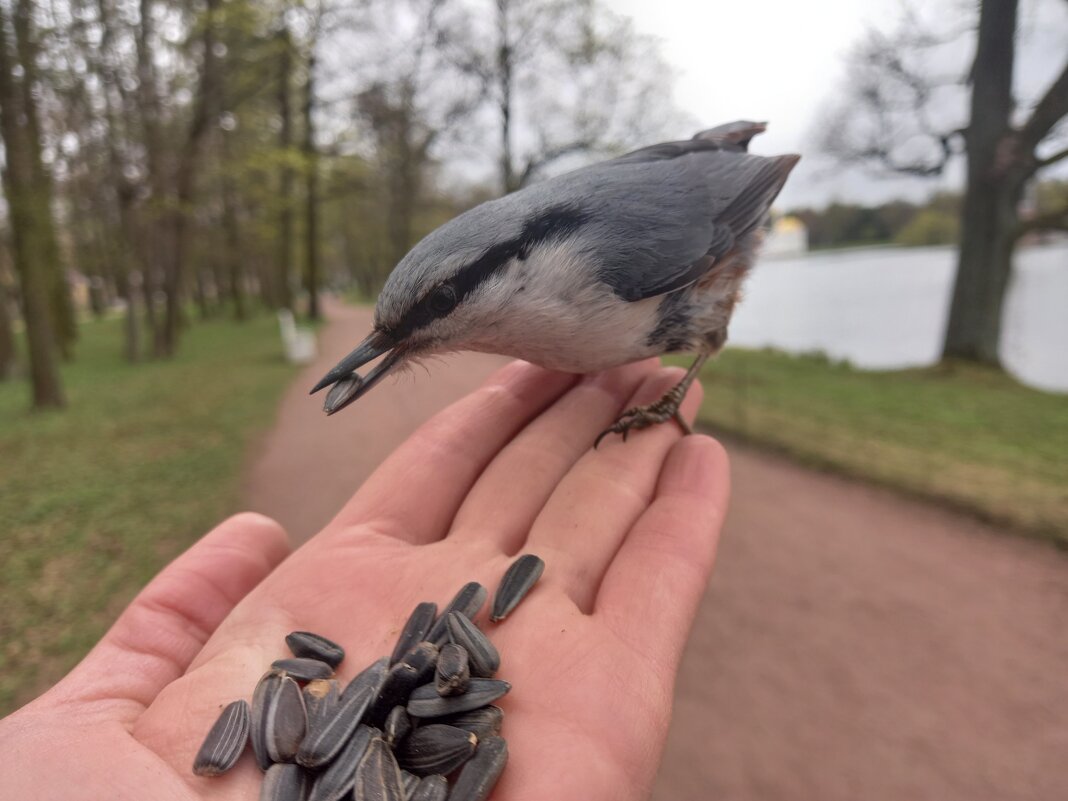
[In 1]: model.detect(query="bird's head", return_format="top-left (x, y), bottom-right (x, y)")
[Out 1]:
top-left (310, 196), bottom-right (585, 413)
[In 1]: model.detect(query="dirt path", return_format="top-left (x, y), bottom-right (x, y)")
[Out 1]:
top-left (243, 299), bottom-right (1068, 800)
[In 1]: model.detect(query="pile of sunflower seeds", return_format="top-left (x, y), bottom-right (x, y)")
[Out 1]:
top-left (192, 554), bottom-right (545, 801)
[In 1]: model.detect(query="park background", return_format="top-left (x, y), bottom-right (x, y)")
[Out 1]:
top-left (1, 0), bottom-right (1066, 798)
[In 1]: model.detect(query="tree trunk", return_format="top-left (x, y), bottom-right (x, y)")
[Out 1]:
top-left (943, 181), bottom-right (1023, 364)
top-left (0, 282), bottom-right (16, 379)
top-left (276, 25), bottom-right (294, 311)
top-left (941, 0), bottom-right (1018, 365)
top-left (496, 0), bottom-right (516, 194)
top-left (0, 4), bottom-right (65, 407)
top-left (303, 46), bottom-right (321, 321)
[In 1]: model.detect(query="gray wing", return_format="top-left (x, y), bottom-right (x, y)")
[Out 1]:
top-left (548, 147), bottom-right (799, 303)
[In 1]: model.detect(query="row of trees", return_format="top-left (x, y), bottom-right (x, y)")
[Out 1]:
top-left (0, 0), bottom-right (683, 409)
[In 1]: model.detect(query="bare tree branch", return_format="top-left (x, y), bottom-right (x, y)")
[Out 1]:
top-left (1037, 144), bottom-right (1068, 169)
top-left (1018, 60), bottom-right (1068, 155)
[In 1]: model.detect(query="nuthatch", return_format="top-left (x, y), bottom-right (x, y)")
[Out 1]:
top-left (312, 121), bottom-right (799, 443)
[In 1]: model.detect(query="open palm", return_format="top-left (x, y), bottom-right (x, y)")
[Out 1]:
top-left (2, 359), bottom-right (728, 801)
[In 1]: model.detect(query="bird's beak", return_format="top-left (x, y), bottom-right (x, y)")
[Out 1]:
top-left (309, 329), bottom-right (405, 415)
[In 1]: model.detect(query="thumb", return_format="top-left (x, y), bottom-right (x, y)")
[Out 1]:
top-left (44, 512), bottom-right (289, 721)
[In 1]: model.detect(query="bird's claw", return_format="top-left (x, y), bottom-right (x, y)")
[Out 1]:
top-left (594, 392), bottom-right (691, 448)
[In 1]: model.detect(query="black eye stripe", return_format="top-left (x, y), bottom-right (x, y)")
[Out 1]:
top-left (386, 204), bottom-right (590, 339)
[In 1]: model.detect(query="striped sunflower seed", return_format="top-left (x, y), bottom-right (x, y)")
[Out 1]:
top-left (272, 657), bottom-right (335, 682)
top-left (260, 762), bottom-right (309, 801)
top-left (390, 602), bottom-right (438, 666)
top-left (324, 375), bottom-right (363, 414)
top-left (384, 705), bottom-right (412, 749)
top-left (303, 679), bottom-right (341, 732)
top-left (426, 583), bottom-right (486, 646)
top-left (298, 667), bottom-right (381, 768)
top-left (306, 724), bottom-right (375, 801)
top-left (409, 775), bottom-right (448, 801)
top-left (396, 724), bottom-right (477, 777)
top-left (264, 675), bottom-right (307, 763)
top-left (490, 554), bottom-right (544, 622)
top-left (448, 735), bottom-right (508, 801)
top-left (343, 656), bottom-right (390, 702)
top-left (406, 678), bottom-right (510, 718)
top-left (286, 631), bottom-right (346, 668)
top-left (251, 670), bottom-right (284, 770)
top-left (368, 641), bottom-right (439, 724)
top-left (353, 736), bottom-right (405, 801)
top-left (192, 699), bottom-right (250, 777)
top-left (427, 705), bottom-right (503, 739)
top-left (400, 770), bottom-right (421, 799)
top-left (434, 642), bottom-right (470, 697)
top-left (445, 613), bottom-right (499, 677)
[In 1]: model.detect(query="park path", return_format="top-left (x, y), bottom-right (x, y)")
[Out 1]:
top-left (243, 298), bottom-right (1068, 801)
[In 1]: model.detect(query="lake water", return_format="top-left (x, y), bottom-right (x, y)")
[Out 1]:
top-left (728, 241), bottom-right (1068, 393)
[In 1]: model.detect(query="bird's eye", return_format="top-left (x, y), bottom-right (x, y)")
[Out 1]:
top-left (428, 284), bottom-right (457, 314)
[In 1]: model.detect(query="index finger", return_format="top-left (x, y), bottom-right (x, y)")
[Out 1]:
top-left (327, 361), bottom-right (577, 544)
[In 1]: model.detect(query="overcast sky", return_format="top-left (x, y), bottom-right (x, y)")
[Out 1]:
top-left (612, 0), bottom-right (1068, 208)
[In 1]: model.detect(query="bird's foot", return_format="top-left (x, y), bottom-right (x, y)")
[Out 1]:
top-left (594, 387), bottom-right (692, 448)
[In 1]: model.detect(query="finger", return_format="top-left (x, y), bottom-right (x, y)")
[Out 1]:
top-left (50, 513), bottom-right (289, 718)
top-left (596, 435), bottom-right (729, 666)
top-left (449, 360), bottom-right (661, 552)
top-left (526, 367), bottom-right (704, 611)
top-left (328, 361), bottom-right (578, 544)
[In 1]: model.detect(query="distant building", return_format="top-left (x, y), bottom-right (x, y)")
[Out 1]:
top-left (764, 214), bottom-right (808, 256)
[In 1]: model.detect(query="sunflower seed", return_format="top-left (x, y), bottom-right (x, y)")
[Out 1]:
top-left (390, 602), bottom-right (438, 666)
top-left (265, 675), bottom-right (308, 763)
top-left (406, 679), bottom-right (510, 718)
top-left (426, 583), bottom-right (486, 646)
top-left (490, 554), bottom-right (544, 622)
top-left (397, 724), bottom-right (477, 777)
top-left (343, 656), bottom-right (390, 702)
top-left (353, 736), bottom-right (405, 801)
top-left (384, 705), bottom-right (412, 749)
top-left (409, 775), bottom-right (448, 801)
top-left (303, 679), bottom-right (341, 732)
top-left (261, 762), bottom-right (309, 801)
top-left (192, 699), bottom-right (250, 776)
top-left (434, 643), bottom-right (469, 697)
top-left (448, 735), bottom-right (508, 801)
top-left (324, 375), bottom-right (363, 414)
top-left (400, 770), bottom-right (421, 799)
top-left (427, 705), bottom-right (503, 739)
top-left (251, 670), bottom-right (284, 770)
top-left (272, 657), bottom-right (335, 682)
top-left (298, 669), bottom-right (380, 768)
top-left (368, 642), bottom-right (439, 724)
top-left (286, 631), bottom-right (346, 668)
top-left (306, 724), bottom-right (375, 801)
top-left (445, 613), bottom-right (499, 677)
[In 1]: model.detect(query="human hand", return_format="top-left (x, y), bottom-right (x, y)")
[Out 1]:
top-left (1, 359), bottom-right (729, 801)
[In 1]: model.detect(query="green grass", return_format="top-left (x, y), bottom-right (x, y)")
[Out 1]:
top-left (0, 314), bottom-right (295, 715)
top-left (682, 348), bottom-right (1068, 544)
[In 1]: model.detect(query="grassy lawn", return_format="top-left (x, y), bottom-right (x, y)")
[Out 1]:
top-left (685, 348), bottom-right (1068, 544)
top-left (0, 313), bottom-right (295, 715)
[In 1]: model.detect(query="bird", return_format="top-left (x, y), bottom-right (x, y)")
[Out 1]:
top-left (311, 121), bottom-right (799, 444)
